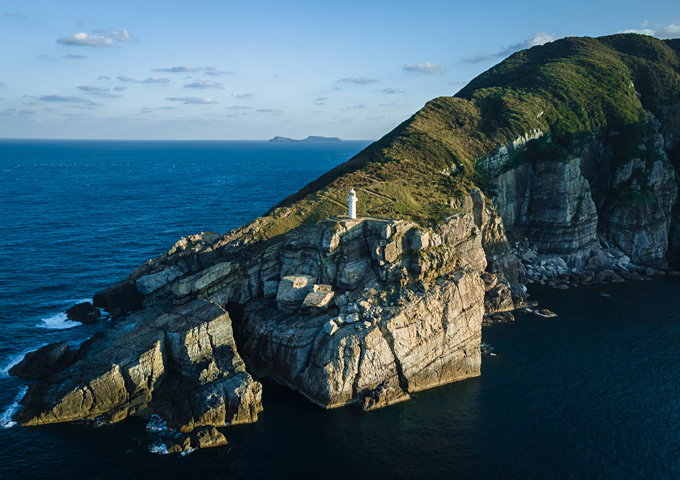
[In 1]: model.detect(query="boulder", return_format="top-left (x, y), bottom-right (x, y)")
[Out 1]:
top-left (301, 290), bottom-right (335, 311)
top-left (9, 342), bottom-right (76, 378)
top-left (93, 280), bottom-right (144, 316)
top-left (276, 275), bottom-right (315, 311)
top-left (65, 302), bottom-right (101, 323)
top-left (190, 426), bottom-right (228, 449)
top-left (323, 320), bottom-right (339, 336)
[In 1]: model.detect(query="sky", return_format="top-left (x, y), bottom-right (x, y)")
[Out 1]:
top-left (0, 0), bottom-right (678, 140)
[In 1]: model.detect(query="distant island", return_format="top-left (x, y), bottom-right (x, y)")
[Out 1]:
top-left (268, 135), bottom-right (342, 143)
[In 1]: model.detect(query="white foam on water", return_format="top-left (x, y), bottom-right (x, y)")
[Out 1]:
top-left (37, 312), bottom-right (80, 330)
top-left (148, 440), bottom-right (170, 455)
top-left (0, 385), bottom-right (28, 429)
top-left (92, 417), bottom-right (111, 428)
top-left (146, 414), bottom-right (170, 433)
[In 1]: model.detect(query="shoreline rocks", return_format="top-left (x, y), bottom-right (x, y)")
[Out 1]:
top-left (65, 302), bottom-right (101, 323)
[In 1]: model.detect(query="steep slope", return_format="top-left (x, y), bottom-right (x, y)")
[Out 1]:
top-left (237, 34), bottom-right (680, 268)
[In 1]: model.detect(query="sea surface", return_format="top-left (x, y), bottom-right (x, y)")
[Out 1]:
top-left (2, 139), bottom-right (680, 479)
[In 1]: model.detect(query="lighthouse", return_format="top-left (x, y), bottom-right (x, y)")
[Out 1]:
top-left (348, 189), bottom-right (357, 219)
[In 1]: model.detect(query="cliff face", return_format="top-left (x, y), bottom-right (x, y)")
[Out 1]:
top-left (12, 33), bottom-right (680, 449)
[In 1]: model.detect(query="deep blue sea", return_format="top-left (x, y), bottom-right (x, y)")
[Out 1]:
top-left (2, 139), bottom-right (680, 479)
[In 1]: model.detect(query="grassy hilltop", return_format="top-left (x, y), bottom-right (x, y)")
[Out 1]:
top-left (243, 34), bottom-right (680, 242)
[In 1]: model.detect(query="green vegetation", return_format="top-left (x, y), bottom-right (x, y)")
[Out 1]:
top-left (242, 34), bottom-right (680, 243)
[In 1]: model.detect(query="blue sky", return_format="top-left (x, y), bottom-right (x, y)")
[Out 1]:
top-left (0, 1), bottom-right (678, 140)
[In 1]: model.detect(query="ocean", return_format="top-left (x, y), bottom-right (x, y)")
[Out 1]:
top-left (1, 139), bottom-right (680, 479)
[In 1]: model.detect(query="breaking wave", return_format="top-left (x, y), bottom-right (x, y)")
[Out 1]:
top-left (148, 440), bottom-right (170, 455)
top-left (0, 345), bottom-right (47, 378)
top-left (0, 385), bottom-right (28, 429)
top-left (37, 312), bottom-right (80, 330)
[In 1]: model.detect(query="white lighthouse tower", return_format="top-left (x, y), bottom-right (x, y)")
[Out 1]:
top-left (348, 189), bottom-right (357, 219)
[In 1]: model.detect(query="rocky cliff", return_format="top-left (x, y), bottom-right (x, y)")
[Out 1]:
top-left (11, 33), bottom-right (680, 450)
top-left (16, 189), bottom-right (516, 433)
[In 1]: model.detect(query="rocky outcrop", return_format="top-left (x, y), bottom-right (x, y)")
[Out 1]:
top-left (65, 302), bottom-right (101, 323)
top-left (16, 300), bottom-right (262, 434)
top-left (219, 212), bottom-right (489, 410)
top-left (9, 342), bottom-right (76, 378)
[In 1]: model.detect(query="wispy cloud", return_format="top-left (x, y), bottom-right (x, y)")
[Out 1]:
top-left (0, 108), bottom-right (58, 118)
top-left (37, 53), bottom-right (89, 60)
top-left (36, 94), bottom-right (102, 106)
top-left (166, 96), bottom-right (218, 104)
top-left (153, 66), bottom-right (200, 73)
top-left (227, 106), bottom-right (253, 110)
top-left (184, 80), bottom-right (224, 89)
top-left (381, 88), bottom-right (405, 94)
top-left (348, 103), bottom-right (370, 109)
top-left (464, 32), bottom-right (556, 63)
top-left (77, 85), bottom-right (122, 98)
top-left (109, 30), bottom-right (134, 42)
top-left (448, 80), bottom-right (464, 86)
top-left (205, 67), bottom-right (232, 76)
top-left (77, 85), bottom-right (109, 92)
top-left (233, 93), bottom-right (254, 100)
top-left (256, 108), bottom-right (283, 113)
top-left (403, 62), bottom-right (445, 75)
top-left (112, 86), bottom-right (127, 92)
top-left (619, 23), bottom-right (680, 39)
top-left (98, 75), bottom-right (111, 80)
top-left (117, 75), bottom-right (170, 84)
top-left (337, 77), bottom-right (379, 85)
top-left (153, 66), bottom-right (233, 76)
top-left (57, 33), bottom-right (115, 47)
top-left (141, 106), bottom-right (178, 114)
top-left (314, 97), bottom-right (329, 105)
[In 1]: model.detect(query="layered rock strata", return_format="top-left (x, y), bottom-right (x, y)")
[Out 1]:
top-left (16, 300), bottom-right (262, 431)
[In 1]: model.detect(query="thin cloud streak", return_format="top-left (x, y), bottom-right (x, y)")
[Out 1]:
top-left (117, 75), bottom-right (170, 84)
top-left (619, 23), bottom-right (680, 39)
top-left (184, 80), bottom-right (224, 89)
top-left (57, 33), bottom-right (115, 47)
top-left (403, 62), bottom-right (445, 75)
top-left (166, 96), bottom-right (218, 104)
top-left (463, 32), bottom-right (556, 63)
top-left (336, 77), bottom-right (378, 85)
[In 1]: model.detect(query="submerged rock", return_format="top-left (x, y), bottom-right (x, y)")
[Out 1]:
top-left (65, 302), bottom-right (101, 323)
